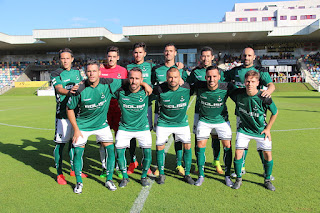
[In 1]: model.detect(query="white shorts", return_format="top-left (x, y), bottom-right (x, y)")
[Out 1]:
top-left (54, 119), bottom-right (74, 143)
top-left (115, 130), bottom-right (152, 149)
top-left (235, 132), bottom-right (272, 151)
top-left (196, 120), bottom-right (232, 141)
top-left (73, 126), bottom-right (114, 147)
top-left (156, 126), bottom-right (191, 146)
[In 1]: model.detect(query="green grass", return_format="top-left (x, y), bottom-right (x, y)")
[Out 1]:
top-left (1, 83), bottom-right (320, 212)
top-left (2, 87), bottom-right (39, 96)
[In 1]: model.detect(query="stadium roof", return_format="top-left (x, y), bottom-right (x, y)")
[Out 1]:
top-left (0, 19), bottom-right (319, 50)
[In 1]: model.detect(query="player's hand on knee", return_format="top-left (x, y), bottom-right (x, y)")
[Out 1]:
top-left (73, 130), bottom-right (83, 144)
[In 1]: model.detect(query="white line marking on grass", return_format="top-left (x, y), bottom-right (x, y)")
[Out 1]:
top-left (0, 122), bottom-right (54, 131)
top-left (271, 127), bottom-right (320, 132)
top-left (130, 96), bottom-right (196, 213)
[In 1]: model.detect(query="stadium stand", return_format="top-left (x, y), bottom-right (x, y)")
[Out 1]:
top-left (303, 53), bottom-right (320, 83)
top-left (0, 61), bottom-right (29, 89)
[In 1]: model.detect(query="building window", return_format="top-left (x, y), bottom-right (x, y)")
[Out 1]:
top-left (244, 8), bottom-right (258, 11)
top-left (301, 15), bottom-right (316, 20)
top-left (288, 7), bottom-right (294, 9)
top-left (235, 18), bottom-right (248, 21)
top-left (250, 17), bottom-right (257, 22)
top-left (298, 6), bottom-right (305, 9)
top-left (290, 16), bottom-right (297, 20)
top-left (280, 16), bottom-right (287, 20)
top-left (262, 17), bottom-right (276, 21)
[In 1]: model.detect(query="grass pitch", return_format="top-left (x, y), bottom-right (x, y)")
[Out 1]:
top-left (0, 83), bottom-right (319, 212)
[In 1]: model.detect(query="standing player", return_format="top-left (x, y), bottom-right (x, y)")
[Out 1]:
top-left (99, 46), bottom-right (127, 179)
top-left (67, 60), bottom-right (152, 193)
top-left (51, 48), bottom-right (87, 185)
top-left (193, 66), bottom-right (234, 187)
top-left (67, 60), bottom-right (122, 193)
top-left (230, 71), bottom-right (278, 191)
top-left (126, 42), bottom-right (154, 175)
top-left (154, 67), bottom-right (194, 185)
top-left (223, 47), bottom-right (275, 179)
top-left (152, 43), bottom-right (187, 176)
top-left (187, 46), bottom-right (223, 174)
top-left (114, 67), bottom-right (152, 187)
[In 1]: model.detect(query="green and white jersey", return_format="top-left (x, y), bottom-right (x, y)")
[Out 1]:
top-left (195, 81), bottom-right (235, 124)
top-left (153, 82), bottom-right (190, 127)
top-left (151, 64), bottom-right (187, 85)
top-left (115, 86), bottom-right (149, 131)
top-left (223, 65), bottom-right (272, 88)
top-left (230, 88), bottom-right (278, 138)
top-left (187, 66), bottom-right (206, 84)
top-left (127, 62), bottom-right (155, 85)
top-left (50, 68), bottom-right (83, 119)
top-left (67, 78), bottom-right (122, 131)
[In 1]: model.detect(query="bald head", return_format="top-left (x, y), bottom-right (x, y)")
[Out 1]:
top-left (242, 47), bottom-right (256, 68)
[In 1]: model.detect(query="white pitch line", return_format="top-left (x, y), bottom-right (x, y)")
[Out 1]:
top-left (130, 96), bottom-right (196, 213)
top-left (0, 122), bottom-right (54, 131)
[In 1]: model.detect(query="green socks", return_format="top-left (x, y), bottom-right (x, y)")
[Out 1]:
top-left (212, 138), bottom-right (221, 161)
top-left (175, 141), bottom-right (183, 167)
top-left (74, 147), bottom-right (85, 183)
top-left (242, 149), bottom-right (248, 168)
top-left (129, 138), bottom-right (137, 163)
top-left (234, 158), bottom-right (244, 178)
top-left (183, 148), bottom-right (192, 176)
top-left (116, 148), bottom-right (129, 179)
top-left (197, 147), bottom-right (206, 177)
top-left (156, 149), bottom-right (165, 175)
top-left (258, 150), bottom-right (265, 164)
top-left (68, 142), bottom-right (74, 171)
top-left (105, 144), bottom-right (115, 181)
top-left (264, 159), bottom-right (273, 179)
top-left (54, 143), bottom-right (65, 175)
top-left (223, 147), bottom-right (232, 176)
top-left (141, 148), bottom-right (152, 178)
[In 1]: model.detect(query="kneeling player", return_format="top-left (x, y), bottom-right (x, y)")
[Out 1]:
top-left (154, 67), bottom-right (194, 185)
top-left (230, 70), bottom-right (278, 191)
top-left (114, 67), bottom-right (152, 187)
top-left (194, 66), bottom-right (234, 187)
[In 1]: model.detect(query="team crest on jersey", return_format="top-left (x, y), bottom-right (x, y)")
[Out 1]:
top-left (101, 93), bottom-right (105, 99)
top-left (253, 105), bottom-right (258, 111)
top-left (217, 96), bottom-right (222, 102)
top-left (180, 96), bottom-right (185, 102)
top-left (117, 73), bottom-right (121, 78)
top-left (76, 76), bottom-right (79, 80)
top-left (139, 97), bottom-right (143, 102)
top-left (142, 67), bottom-right (147, 72)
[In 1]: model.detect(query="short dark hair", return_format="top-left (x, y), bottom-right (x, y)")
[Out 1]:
top-left (133, 42), bottom-right (147, 52)
top-left (200, 46), bottom-right (214, 56)
top-left (59, 48), bottom-right (73, 59)
top-left (107, 46), bottom-right (119, 55)
top-left (206, 65), bottom-right (219, 74)
top-left (245, 70), bottom-right (260, 80)
top-left (86, 59), bottom-right (100, 69)
top-left (166, 67), bottom-right (180, 76)
top-left (164, 43), bottom-right (177, 51)
top-left (129, 67), bottom-right (142, 77)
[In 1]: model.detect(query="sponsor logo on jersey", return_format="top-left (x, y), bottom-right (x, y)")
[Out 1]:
top-left (122, 98), bottom-right (130, 101)
top-left (201, 100), bottom-right (223, 107)
top-left (239, 107), bottom-right (259, 117)
top-left (142, 73), bottom-right (149, 78)
top-left (84, 98), bottom-right (91, 101)
top-left (196, 75), bottom-right (203, 79)
top-left (238, 102), bottom-right (245, 106)
top-left (164, 102), bottom-right (187, 109)
top-left (65, 84), bottom-right (73, 90)
top-left (158, 74), bottom-right (164, 77)
top-left (235, 82), bottom-right (245, 87)
top-left (200, 95), bottom-right (207, 99)
top-left (63, 79), bottom-right (70, 82)
top-left (163, 99), bottom-right (170, 102)
top-left (84, 100), bottom-right (106, 109)
top-left (123, 103), bottom-right (145, 109)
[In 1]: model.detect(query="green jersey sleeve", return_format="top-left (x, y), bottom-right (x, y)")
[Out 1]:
top-left (67, 95), bottom-right (80, 110)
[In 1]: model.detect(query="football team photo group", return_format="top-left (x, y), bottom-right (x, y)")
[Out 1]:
top-left (52, 43), bottom-right (278, 194)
